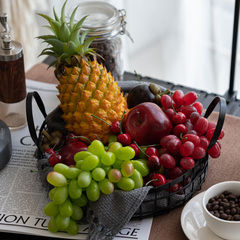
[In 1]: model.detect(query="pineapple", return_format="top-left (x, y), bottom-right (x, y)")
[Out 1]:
top-left (37, 1), bottom-right (128, 144)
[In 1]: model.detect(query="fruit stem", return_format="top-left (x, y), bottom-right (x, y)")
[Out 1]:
top-left (179, 133), bottom-right (187, 140)
top-left (94, 134), bottom-right (102, 142)
top-left (70, 136), bottom-right (92, 144)
top-left (136, 111), bottom-right (142, 125)
top-left (133, 141), bottom-right (149, 158)
top-left (142, 144), bottom-right (160, 148)
top-left (159, 89), bottom-right (171, 96)
top-left (134, 70), bottom-right (141, 84)
top-left (170, 92), bottom-right (177, 115)
top-left (119, 111), bottom-right (126, 134)
top-left (51, 138), bottom-right (61, 150)
top-left (145, 178), bottom-right (157, 186)
top-left (42, 129), bottom-right (53, 142)
top-left (91, 114), bottom-right (111, 126)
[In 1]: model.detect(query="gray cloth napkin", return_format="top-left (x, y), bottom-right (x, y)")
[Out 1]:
top-left (86, 186), bottom-right (152, 240)
top-left (85, 164), bottom-right (206, 240)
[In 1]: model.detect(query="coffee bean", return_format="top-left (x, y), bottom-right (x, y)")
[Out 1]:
top-left (220, 213), bottom-right (228, 220)
top-left (206, 203), bottom-right (212, 211)
top-left (209, 198), bottom-right (215, 203)
top-left (219, 201), bottom-right (225, 206)
top-left (231, 208), bottom-right (237, 215)
top-left (224, 202), bottom-right (230, 208)
top-left (206, 190), bottom-right (240, 221)
top-left (212, 201), bottom-right (219, 205)
top-left (228, 194), bottom-right (237, 200)
top-left (225, 209), bottom-right (231, 214)
top-left (223, 190), bottom-right (231, 196)
top-left (90, 37), bottom-right (123, 81)
top-left (233, 215), bottom-right (240, 221)
top-left (212, 205), bottom-right (219, 210)
top-left (219, 194), bottom-right (225, 199)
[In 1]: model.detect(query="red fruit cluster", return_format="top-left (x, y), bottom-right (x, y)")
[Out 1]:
top-left (143, 90), bottom-right (224, 190)
top-left (44, 133), bottom-right (88, 166)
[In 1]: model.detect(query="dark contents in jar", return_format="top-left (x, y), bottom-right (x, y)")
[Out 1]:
top-left (206, 190), bottom-right (240, 221)
top-left (90, 37), bottom-right (122, 82)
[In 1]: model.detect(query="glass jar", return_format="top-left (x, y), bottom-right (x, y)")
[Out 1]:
top-left (68, 1), bottom-right (130, 81)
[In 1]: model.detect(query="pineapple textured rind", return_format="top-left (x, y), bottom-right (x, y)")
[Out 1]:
top-left (57, 60), bottom-right (128, 144)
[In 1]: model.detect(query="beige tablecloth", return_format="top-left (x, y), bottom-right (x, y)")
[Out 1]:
top-left (26, 63), bottom-right (240, 240)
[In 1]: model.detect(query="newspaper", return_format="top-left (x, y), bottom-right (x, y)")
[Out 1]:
top-left (0, 79), bottom-right (153, 239)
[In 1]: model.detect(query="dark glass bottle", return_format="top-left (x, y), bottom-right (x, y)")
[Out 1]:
top-left (0, 16), bottom-right (26, 130)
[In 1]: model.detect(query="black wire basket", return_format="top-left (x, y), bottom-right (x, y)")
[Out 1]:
top-left (26, 89), bottom-right (226, 219)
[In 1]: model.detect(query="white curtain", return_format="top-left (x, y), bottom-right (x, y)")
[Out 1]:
top-left (179, 0), bottom-right (235, 95)
top-left (0, 0), bottom-right (48, 71)
top-left (126, 0), bottom-right (236, 96)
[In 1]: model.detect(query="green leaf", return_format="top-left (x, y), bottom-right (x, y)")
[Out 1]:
top-left (37, 13), bottom-right (55, 25)
top-left (39, 51), bottom-right (57, 57)
top-left (80, 29), bottom-right (93, 45)
top-left (73, 15), bottom-right (88, 31)
top-left (85, 49), bottom-right (96, 57)
top-left (44, 39), bottom-right (64, 54)
top-left (38, 48), bottom-right (58, 58)
top-left (59, 52), bottom-right (71, 62)
top-left (48, 60), bottom-right (58, 69)
top-left (50, 21), bottom-right (61, 37)
top-left (38, 16), bottom-right (61, 37)
top-left (59, 22), bottom-right (70, 42)
top-left (63, 41), bottom-right (77, 54)
top-left (53, 7), bottom-right (60, 22)
top-left (68, 41), bottom-right (77, 53)
top-left (69, 6), bottom-right (79, 31)
top-left (69, 27), bottom-right (81, 45)
top-left (40, 47), bottom-right (54, 53)
top-left (75, 45), bottom-right (84, 54)
top-left (36, 35), bottom-right (57, 41)
top-left (60, 0), bottom-right (68, 23)
top-left (44, 47), bottom-right (57, 53)
top-left (82, 36), bottom-right (97, 53)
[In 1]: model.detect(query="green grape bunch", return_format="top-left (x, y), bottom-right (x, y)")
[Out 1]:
top-left (44, 140), bottom-right (147, 235)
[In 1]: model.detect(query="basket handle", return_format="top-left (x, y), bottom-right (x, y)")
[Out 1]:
top-left (203, 96), bottom-right (226, 151)
top-left (26, 91), bottom-right (47, 148)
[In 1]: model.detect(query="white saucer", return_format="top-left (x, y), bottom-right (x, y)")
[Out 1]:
top-left (181, 191), bottom-right (222, 240)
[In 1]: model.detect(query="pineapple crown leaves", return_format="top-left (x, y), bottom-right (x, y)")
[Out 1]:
top-left (36, 0), bottom-right (98, 65)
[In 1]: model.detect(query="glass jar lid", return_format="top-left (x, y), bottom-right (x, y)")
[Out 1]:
top-left (68, 1), bottom-right (125, 38)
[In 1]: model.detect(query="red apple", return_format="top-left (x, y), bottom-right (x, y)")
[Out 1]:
top-left (124, 102), bottom-right (173, 145)
top-left (59, 141), bottom-right (88, 166)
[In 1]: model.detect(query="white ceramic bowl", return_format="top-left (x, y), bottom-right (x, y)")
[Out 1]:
top-left (202, 181), bottom-right (240, 240)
